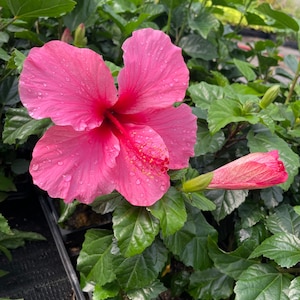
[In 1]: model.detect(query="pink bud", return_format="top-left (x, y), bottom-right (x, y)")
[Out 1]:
top-left (207, 150), bottom-right (288, 190)
top-left (182, 150), bottom-right (288, 193)
top-left (61, 28), bottom-right (73, 44)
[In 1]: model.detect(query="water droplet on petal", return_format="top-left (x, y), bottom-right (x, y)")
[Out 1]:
top-left (32, 164), bottom-right (39, 171)
top-left (63, 174), bottom-right (71, 182)
top-left (57, 161), bottom-right (64, 166)
top-left (136, 179), bottom-right (141, 185)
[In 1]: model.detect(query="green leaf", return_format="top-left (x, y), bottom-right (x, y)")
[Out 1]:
top-left (6, 0), bottom-right (76, 18)
top-left (233, 58), bottom-right (256, 81)
top-left (63, 0), bottom-right (100, 30)
top-left (0, 244), bottom-right (12, 261)
top-left (194, 123), bottom-right (225, 156)
top-left (188, 9), bottom-right (219, 39)
top-left (3, 107), bottom-right (52, 145)
top-left (247, 129), bottom-right (300, 190)
top-left (148, 187), bottom-right (187, 238)
top-left (260, 186), bottom-right (283, 209)
top-left (183, 192), bottom-right (216, 211)
top-left (266, 204), bottom-right (300, 237)
top-left (0, 48), bottom-right (10, 61)
top-left (105, 61), bottom-right (121, 77)
top-left (288, 277), bottom-right (300, 300)
top-left (93, 281), bottom-right (120, 300)
top-left (77, 229), bottom-right (116, 288)
top-left (284, 54), bottom-right (299, 74)
top-left (249, 232), bottom-right (300, 268)
top-left (163, 205), bottom-right (218, 270)
top-left (255, 3), bottom-right (299, 31)
top-left (0, 213), bottom-right (12, 235)
top-left (114, 239), bottom-right (168, 290)
top-left (0, 76), bottom-right (20, 106)
top-left (0, 229), bottom-right (45, 249)
top-left (101, 4), bottom-right (127, 31)
top-left (0, 175), bottom-right (16, 192)
top-left (179, 34), bottom-right (218, 60)
top-left (189, 82), bottom-right (224, 110)
top-left (126, 280), bottom-right (167, 300)
top-left (234, 264), bottom-right (291, 300)
top-left (207, 189), bottom-right (248, 222)
top-left (113, 202), bottom-right (160, 257)
top-left (207, 97), bottom-right (259, 134)
top-left (238, 202), bottom-right (265, 228)
top-left (188, 268), bottom-right (234, 300)
top-left (57, 200), bottom-right (80, 224)
top-left (91, 192), bottom-right (124, 214)
top-left (208, 237), bottom-right (258, 280)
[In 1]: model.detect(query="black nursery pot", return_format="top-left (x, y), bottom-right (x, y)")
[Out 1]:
top-left (39, 195), bottom-right (113, 300)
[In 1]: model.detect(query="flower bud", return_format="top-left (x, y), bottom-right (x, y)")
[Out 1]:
top-left (61, 28), bottom-right (73, 44)
top-left (259, 85), bottom-right (280, 109)
top-left (182, 150), bottom-right (288, 193)
top-left (74, 23), bottom-right (87, 48)
top-left (182, 172), bottom-right (213, 193)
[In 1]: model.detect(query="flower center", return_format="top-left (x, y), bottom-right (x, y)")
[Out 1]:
top-left (105, 110), bottom-right (169, 176)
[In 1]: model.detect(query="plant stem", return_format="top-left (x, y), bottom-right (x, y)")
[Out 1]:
top-left (0, 16), bottom-right (17, 31)
top-left (175, 0), bottom-right (193, 45)
top-left (285, 59), bottom-right (300, 104)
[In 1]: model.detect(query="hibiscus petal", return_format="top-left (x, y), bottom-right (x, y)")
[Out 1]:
top-left (128, 104), bottom-right (197, 169)
top-left (114, 124), bottom-right (170, 206)
top-left (30, 125), bottom-right (120, 203)
top-left (115, 28), bottom-right (189, 114)
top-left (19, 41), bottom-right (117, 131)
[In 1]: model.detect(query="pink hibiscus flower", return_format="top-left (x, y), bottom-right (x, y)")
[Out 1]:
top-left (182, 150), bottom-right (288, 192)
top-left (19, 28), bottom-right (197, 206)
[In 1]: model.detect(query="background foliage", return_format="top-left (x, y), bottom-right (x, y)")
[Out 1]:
top-left (1, 0), bottom-right (300, 299)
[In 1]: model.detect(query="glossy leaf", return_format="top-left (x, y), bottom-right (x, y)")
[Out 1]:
top-left (208, 237), bottom-right (258, 280)
top-left (288, 277), bottom-right (300, 300)
top-left (163, 205), bottom-right (218, 270)
top-left (148, 187), bottom-right (187, 238)
top-left (188, 81), bottom-right (224, 110)
top-left (183, 192), bottom-right (216, 211)
top-left (114, 239), bottom-right (168, 290)
top-left (126, 280), bottom-right (167, 300)
top-left (6, 0), bottom-right (76, 18)
top-left (238, 202), bottom-right (265, 228)
top-left (260, 186), bottom-right (283, 209)
top-left (207, 189), bottom-right (248, 222)
top-left (249, 232), bottom-right (300, 268)
top-left (266, 204), bottom-right (300, 237)
top-left (179, 34), bottom-right (218, 60)
top-left (256, 3), bottom-right (299, 31)
top-left (0, 213), bottom-right (12, 235)
top-left (234, 264), bottom-right (291, 300)
top-left (63, 0), bottom-right (100, 30)
top-left (233, 58), bottom-right (256, 81)
top-left (77, 229), bottom-right (116, 288)
top-left (207, 97), bottom-right (259, 134)
top-left (3, 107), bottom-right (51, 145)
top-left (91, 192), bottom-right (124, 214)
top-left (93, 281), bottom-right (120, 300)
top-left (188, 268), bottom-right (234, 300)
top-left (247, 129), bottom-right (300, 190)
top-left (113, 202), bottom-right (160, 257)
top-left (188, 9), bottom-right (219, 39)
top-left (194, 123), bottom-right (225, 156)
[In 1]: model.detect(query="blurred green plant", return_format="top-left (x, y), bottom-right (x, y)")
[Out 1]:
top-left (1, 0), bottom-right (300, 299)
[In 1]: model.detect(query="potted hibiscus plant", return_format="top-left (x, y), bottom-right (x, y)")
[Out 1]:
top-left (2, 0), bottom-right (300, 299)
